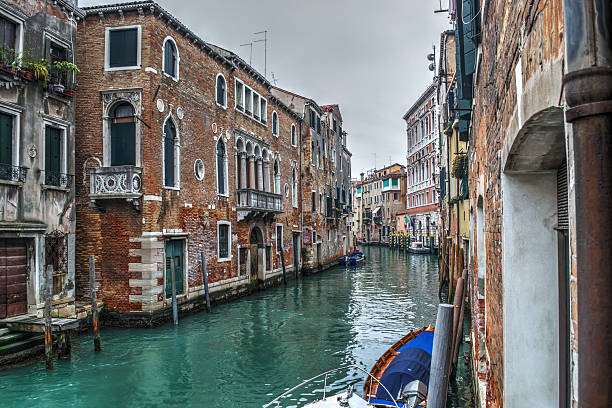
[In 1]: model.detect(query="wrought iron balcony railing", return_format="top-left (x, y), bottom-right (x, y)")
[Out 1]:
top-left (0, 163), bottom-right (27, 183)
top-left (236, 188), bottom-right (282, 213)
top-left (89, 166), bottom-right (142, 200)
top-left (44, 171), bottom-right (73, 189)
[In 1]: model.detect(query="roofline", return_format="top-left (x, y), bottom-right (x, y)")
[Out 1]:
top-left (272, 86), bottom-right (323, 115)
top-left (58, 0), bottom-right (86, 18)
top-left (402, 82), bottom-right (437, 120)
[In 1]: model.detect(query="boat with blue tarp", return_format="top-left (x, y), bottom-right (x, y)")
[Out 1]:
top-left (339, 250), bottom-right (365, 266)
top-left (364, 326), bottom-right (434, 407)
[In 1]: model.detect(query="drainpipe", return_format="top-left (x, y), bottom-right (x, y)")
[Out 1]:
top-left (562, 1), bottom-right (612, 406)
top-left (299, 116), bottom-right (303, 273)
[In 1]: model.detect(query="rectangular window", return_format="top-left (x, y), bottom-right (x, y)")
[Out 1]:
top-left (235, 80), bottom-right (244, 110)
top-left (48, 40), bottom-right (69, 86)
top-left (0, 112), bottom-right (13, 180)
top-left (107, 27), bottom-right (139, 69)
top-left (310, 109), bottom-right (316, 128)
top-left (312, 191), bottom-right (316, 212)
top-left (316, 116), bottom-right (321, 134)
top-left (0, 16), bottom-right (17, 52)
top-left (245, 87), bottom-right (252, 115)
top-left (394, 193), bottom-right (398, 201)
top-left (45, 126), bottom-right (62, 186)
top-left (253, 93), bottom-right (260, 120)
top-left (276, 224), bottom-right (283, 253)
top-left (392, 178), bottom-right (399, 186)
top-left (333, 119), bottom-right (337, 133)
top-left (217, 222), bottom-right (231, 261)
top-left (260, 98), bottom-right (267, 123)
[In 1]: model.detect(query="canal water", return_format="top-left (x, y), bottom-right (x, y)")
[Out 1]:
top-left (0, 246), bottom-right (472, 407)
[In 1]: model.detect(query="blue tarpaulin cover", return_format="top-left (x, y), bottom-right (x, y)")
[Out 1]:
top-left (374, 331), bottom-right (434, 401)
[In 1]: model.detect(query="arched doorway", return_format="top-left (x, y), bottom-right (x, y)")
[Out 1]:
top-left (249, 226), bottom-right (264, 280)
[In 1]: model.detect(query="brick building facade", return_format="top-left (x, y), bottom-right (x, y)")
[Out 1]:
top-left (271, 89), bottom-right (353, 270)
top-left (75, 1), bottom-right (303, 321)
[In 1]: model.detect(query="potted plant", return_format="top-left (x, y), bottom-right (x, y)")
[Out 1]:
top-left (50, 60), bottom-right (80, 93)
top-left (22, 58), bottom-right (49, 82)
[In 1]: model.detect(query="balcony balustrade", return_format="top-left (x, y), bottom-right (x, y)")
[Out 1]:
top-left (89, 166), bottom-right (142, 203)
top-left (236, 188), bottom-right (282, 213)
top-left (0, 163), bottom-right (27, 184)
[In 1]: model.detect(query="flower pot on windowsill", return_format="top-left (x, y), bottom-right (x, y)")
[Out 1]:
top-left (52, 83), bottom-right (65, 93)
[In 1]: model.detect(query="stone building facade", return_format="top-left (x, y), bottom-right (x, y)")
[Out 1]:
top-left (270, 89), bottom-right (352, 270)
top-left (0, 0), bottom-right (83, 320)
top-left (404, 83), bottom-right (439, 247)
top-left (75, 1), bottom-right (302, 322)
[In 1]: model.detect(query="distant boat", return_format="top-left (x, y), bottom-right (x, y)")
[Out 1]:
top-left (408, 242), bottom-right (431, 254)
top-left (364, 326), bottom-right (435, 407)
top-left (339, 251), bottom-right (365, 266)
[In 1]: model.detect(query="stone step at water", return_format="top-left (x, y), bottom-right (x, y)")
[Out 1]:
top-left (0, 334), bottom-right (44, 356)
top-left (0, 332), bottom-right (30, 347)
top-left (0, 327), bottom-right (10, 336)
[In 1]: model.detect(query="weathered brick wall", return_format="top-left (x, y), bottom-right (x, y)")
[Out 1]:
top-left (469, 0), bottom-right (565, 405)
top-left (76, 7), bottom-right (301, 311)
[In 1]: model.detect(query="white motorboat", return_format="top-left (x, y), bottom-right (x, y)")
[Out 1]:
top-left (408, 242), bottom-right (431, 254)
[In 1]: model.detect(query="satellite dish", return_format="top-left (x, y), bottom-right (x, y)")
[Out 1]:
top-left (427, 53), bottom-right (435, 61)
top-left (428, 63), bottom-right (435, 71)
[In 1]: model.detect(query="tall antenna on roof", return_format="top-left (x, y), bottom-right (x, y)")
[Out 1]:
top-left (271, 72), bottom-right (278, 86)
top-left (254, 30), bottom-right (268, 78)
top-left (240, 42), bottom-right (253, 65)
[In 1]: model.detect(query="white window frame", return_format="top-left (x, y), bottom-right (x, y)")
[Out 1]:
top-left (216, 73), bottom-right (227, 109)
top-left (275, 223), bottom-right (284, 254)
top-left (0, 7), bottom-right (24, 59)
top-left (161, 36), bottom-right (180, 81)
top-left (235, 78), bottom-right (245, 110)
top-left (162, 115), bottom-right (180, 190)
top-left (104, 25), bottom-right (142, 71)
top-left (233, 77), bottom-right (267, 125)
top-left (217, 221), bottom-right (232, 262)
top-left (291, 123), bottom-right (297, 147)
top-left (272, 111), bottom-right (279, 136)
top-left (0, 102), bottom-right (21, 173)
top-left (42, 116), bottom-right (69, 187)
top-left (215, 138), bottom-right (229, 197)
top-left (292, 168), bottom-right (298, 208)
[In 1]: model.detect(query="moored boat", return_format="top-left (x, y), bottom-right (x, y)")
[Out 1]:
top-left (408, 242), bottom-right (431, 254)
top-left (364, 326), bottom-right (434, 407)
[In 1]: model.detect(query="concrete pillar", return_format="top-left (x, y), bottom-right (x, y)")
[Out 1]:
top-left (263, 160), bottom-right (270, 192)
top-left (257, 159), bottom-right (263, 191)
top-left (248, 155), bottom-right (255, 189)
top-left (240, 153), bottom-right (247, 189)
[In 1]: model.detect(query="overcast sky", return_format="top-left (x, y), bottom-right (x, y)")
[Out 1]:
top-left (79, 0), bottom-right (451, 176)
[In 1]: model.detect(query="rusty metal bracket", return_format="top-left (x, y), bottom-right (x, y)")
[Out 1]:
top-left (565, 100), bottom-right (612, 122)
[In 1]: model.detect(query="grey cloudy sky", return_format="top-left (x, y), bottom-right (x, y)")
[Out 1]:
top-left (79, 0), bottom-right (450, 176)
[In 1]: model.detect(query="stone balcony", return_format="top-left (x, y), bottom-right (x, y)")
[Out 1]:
top-left (89, 166), bottom-right (142, 209)
top-left (236, 188), bottom-right (282, 221)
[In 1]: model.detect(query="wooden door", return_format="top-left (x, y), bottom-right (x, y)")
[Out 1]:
top-left (0, 239), bottom-right (27, 318)
top-left (165, 240), bottom-right (184, 299)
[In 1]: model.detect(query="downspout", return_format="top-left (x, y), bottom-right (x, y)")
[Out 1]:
top-left (562, 1), bottom-right (612, 406)
top-left (299, 115), bottom-right (303, 274)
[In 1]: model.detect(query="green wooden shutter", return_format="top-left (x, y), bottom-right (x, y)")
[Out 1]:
top-left (0, 113), bottom-right (12, 166)
top-left (111, 122), bottom-right (135, 166)
top-left (45, 127), bottom-right (61, 185)
top-left (109, 29), bottom-right (137, 68)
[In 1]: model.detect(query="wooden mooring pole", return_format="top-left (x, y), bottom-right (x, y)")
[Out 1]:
top-left (428, 303), bottom-right (454, 408)
top-left (201, 252), bottom-right (211, 313)
top-left (44, 265), bottom-right (53, 370)
top-left (280, 249), bottom-right (287, 285)
top-left (89, 256), bottom-right (101, 352)
top-left (451, 269), bottom-right (468, 375)
top-left (170, 258), bottom-right (178, 325)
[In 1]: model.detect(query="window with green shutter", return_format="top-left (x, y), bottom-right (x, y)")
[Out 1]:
top-left (0, 113), bottom-right (13, 180)
top-left (110, 103), bottom-right (136, 166)
top-left (109, 28), bottom-right (138, 68)
top-left (45, 126), bottom-right (62, 185)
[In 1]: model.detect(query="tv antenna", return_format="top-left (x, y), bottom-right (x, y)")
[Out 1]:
top-left (254, 30), bottom-right (268, 78)
top-left (271, 72), bottom-right (278, 86)
top-left (433, 0), bottom-right (448, 13)
top-left (240, 42), bottom-right (253, 65)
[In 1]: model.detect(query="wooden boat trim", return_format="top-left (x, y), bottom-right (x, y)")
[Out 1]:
top-left (363, 325), bottom-right (434, 401)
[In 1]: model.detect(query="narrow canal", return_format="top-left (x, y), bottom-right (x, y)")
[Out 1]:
top-left (0, 246), bottom-right (472, 407)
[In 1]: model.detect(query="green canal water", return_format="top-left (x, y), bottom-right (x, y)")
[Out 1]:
top-left (0, 246), bottom-right (473, 407)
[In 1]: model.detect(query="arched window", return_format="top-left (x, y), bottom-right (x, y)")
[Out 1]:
top-left (291, 124), bottom-right (297, 146)
top-left (216, 74), bottom-right (226, 107)
top-left (273, 159), bottom-right (280, 194)
top-left (292, 168), bottom-right (298, 208)
top-left (272, 111), bottom-right (278, 136)
top-left (110, 102), bottom-right (135, 166)
top-left (216, 139), bottom-right (226, 195)
top-left (163, 37), bottom-right (178, 78)
top-left (163, 118), bottom-right (176, 187)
